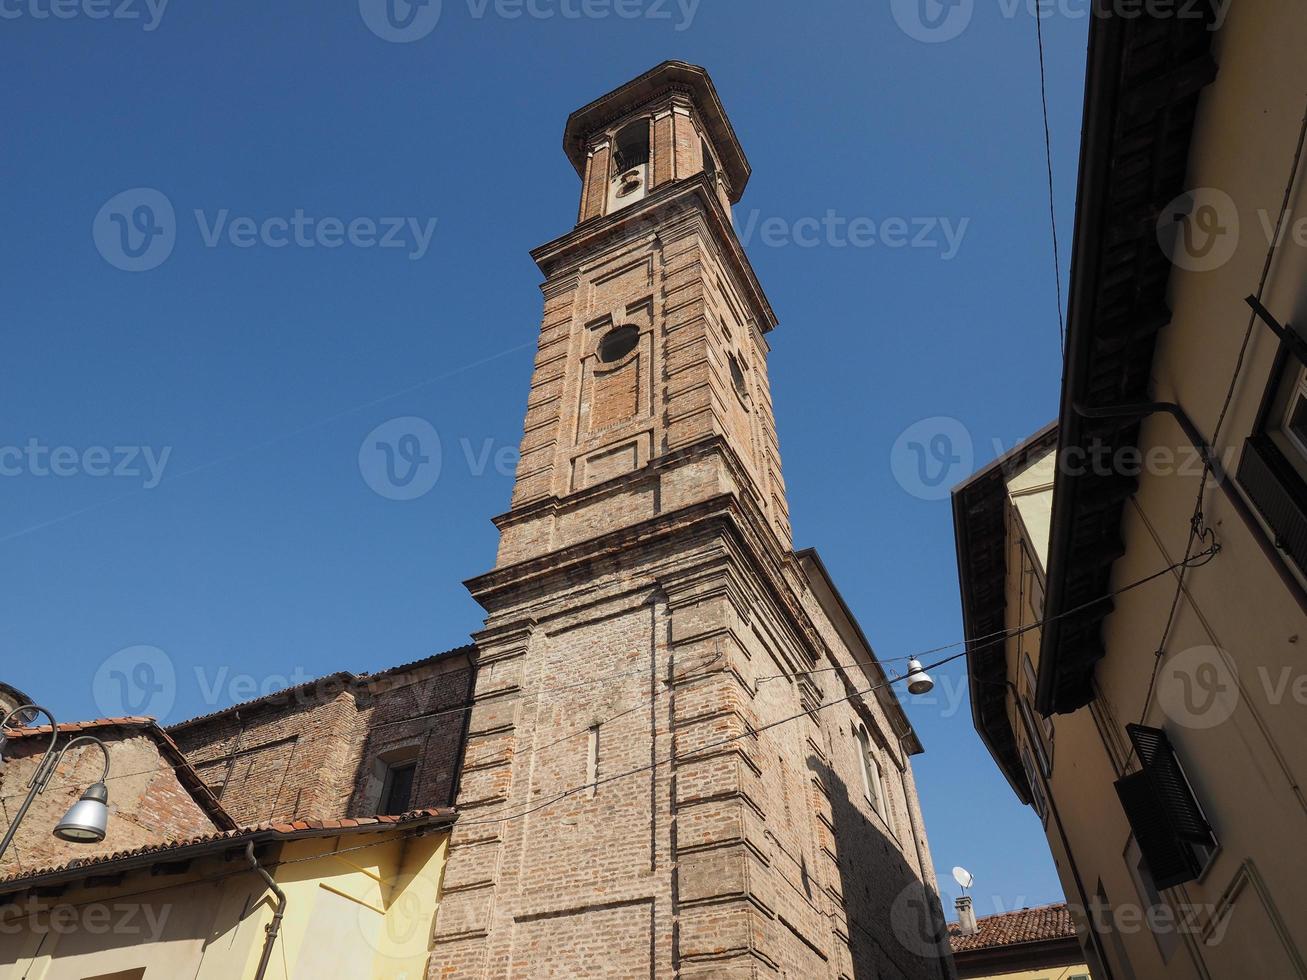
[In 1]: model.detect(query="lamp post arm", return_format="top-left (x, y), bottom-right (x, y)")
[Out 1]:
top-left (43, 736), bottom-right (112, 791)
top-left (0, 705), bottom-right (59, 791)
top-left (0, 704), bottom-right (60, 864)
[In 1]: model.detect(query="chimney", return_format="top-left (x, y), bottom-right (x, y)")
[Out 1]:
top-left (955, 895), bottom-right (978, 937)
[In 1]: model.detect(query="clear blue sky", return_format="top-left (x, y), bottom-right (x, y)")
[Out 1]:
top-left (2, 0), bottom-right (1086, 919)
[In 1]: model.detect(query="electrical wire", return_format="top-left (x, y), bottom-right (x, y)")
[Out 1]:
top-left (0, 653), bottom-right (724, 803)
top-left (758, 542), bottom-right (1219, 688)
top-left (0, 547), bottom-right (1217, 808)
top-left (454, 546), bottom-right (1218, 831)
top-left (1034, 3), bottom-right (1066, 359)
top-left (1130, 99), bottom-right (1307, 751)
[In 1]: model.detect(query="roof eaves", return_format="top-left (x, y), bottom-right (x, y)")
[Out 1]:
top-left (0, 808), bottom-right (457, 895)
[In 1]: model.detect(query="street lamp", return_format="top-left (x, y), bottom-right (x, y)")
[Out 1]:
top-left (0, 707), bottom-right (112, 861)
top-left (904, 659), bottom-right (935, 696)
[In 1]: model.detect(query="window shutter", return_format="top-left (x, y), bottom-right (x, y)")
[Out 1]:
top-left (1113, 725), bottom-right (1215, 889)
top-left (1238, 435), bottom-right (1307, 576)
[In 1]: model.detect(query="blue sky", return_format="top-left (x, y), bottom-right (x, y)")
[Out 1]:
top-left (2, 0), bottom-right (1087, 918)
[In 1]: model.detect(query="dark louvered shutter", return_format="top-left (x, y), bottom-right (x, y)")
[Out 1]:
top-left (1113, 725), bottom-right (1216, 889)
top-left (1238, 435), bottom-right (1307, 577)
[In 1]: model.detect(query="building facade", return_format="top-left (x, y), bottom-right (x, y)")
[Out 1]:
top-left (430, 61), bottom-right (949, 980)
top-left (170, 648), bottom-right (475, 826)
top-left (0, 718), bottom-right (458, 979)
top-left (954, 3), bottom-right (1307, 979)
top-left (5, 62), bottom-right (950, 979)
top-left (0, 810), bottom-right (455, 980)
top-left (948, 903), bottom-right (1088, 980)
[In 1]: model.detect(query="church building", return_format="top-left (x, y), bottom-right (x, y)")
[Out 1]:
top-left (2, 62), bottom-right (951, 980)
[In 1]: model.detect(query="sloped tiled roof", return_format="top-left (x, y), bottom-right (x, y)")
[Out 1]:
top-left (0, 807), bottom-right (456, 893)
top-left (2, 717), bottom-right (236, 831)
top-left (948, 903), bottom-right (1076, 954)
top-left (167, 643), bottom-right (475, 731)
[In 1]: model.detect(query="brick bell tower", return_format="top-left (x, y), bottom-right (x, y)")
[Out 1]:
top-left (434, 63), bottom-right (949, 979)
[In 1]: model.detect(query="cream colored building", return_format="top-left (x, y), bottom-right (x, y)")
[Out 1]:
top-left (948, 903), bottom-right (1088, 980)
top-left (953, 3), bottom-right (1307, 979)
top-left (0, 716), bottom-right (455, 979)
top-left (0, 811), bottom-right (454, 980)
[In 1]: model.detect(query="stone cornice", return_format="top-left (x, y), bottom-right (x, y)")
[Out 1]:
top-left (530, 173), bottom-right (777, 333)
top-left (466, 444), bottom-right (826, 678)
top-left (562, 61), bottom-right (750, 203)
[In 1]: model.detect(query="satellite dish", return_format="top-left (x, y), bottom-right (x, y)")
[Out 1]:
top-left (952, 867), bottom-right (975, 891)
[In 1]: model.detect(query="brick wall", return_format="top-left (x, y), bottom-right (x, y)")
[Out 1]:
top-left (170, 651), bottom-right (475, 826)
top-left (428, 70), bottom-right (949, 976)
top-left (0, 726), bottom-right (217, 879)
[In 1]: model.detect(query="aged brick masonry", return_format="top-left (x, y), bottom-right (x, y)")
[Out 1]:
top-left (16, 62), bottom-right (951, 978)
top-left (425, 61), bottom-right (951, 979)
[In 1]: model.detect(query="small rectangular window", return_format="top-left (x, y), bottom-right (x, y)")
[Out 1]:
top-left (1019, 655), bottom-right (1054, 775)
top-left (1280, 364), bottom-right (1307, 464)
top-left (856, 725), bottom-right (887, 822)
top-left (1239, 337), bottom-right (1307, 575)
top-left (1125, 835), bottom-right (1178, 962)
top-left (1021, 744), bottom-right (1048, 822)
top-left (381, 761), bottom-right (417, 815)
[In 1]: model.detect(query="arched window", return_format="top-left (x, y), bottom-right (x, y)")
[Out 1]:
top-left (701, 137), bottom-right (717, 182)
top-left (608, 120), bottom-right (651, 211)
top-left (612, 120), bottom-right (650, 174)
top-left (728, 352), bottom-right (750, 404)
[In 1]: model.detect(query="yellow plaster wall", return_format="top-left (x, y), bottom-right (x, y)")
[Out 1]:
top-left (0, 829), bottom-right (450, 980)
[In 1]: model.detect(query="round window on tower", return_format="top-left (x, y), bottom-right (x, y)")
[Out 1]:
top-left (598, 324), bottom-right (640, 363)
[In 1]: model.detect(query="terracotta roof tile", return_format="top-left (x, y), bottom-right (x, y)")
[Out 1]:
top-left (948, 903), bottom-right (1077, 953)
top-left (0, 808), bottom-right (456, 892)
top-left (2, 717), bottom-right (237, 832)
top-left (3, 717), bottom-right (156, 736)
top-left (165, 643), bottom-right (475, 730)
